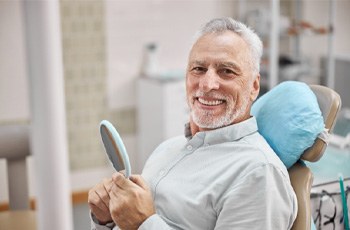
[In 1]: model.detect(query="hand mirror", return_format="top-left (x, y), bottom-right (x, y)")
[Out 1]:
top-left (100, 120), bottom-right (131, 178)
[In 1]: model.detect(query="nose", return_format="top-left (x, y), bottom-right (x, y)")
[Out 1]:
top-left (199, 69), bottom-right (220, 92)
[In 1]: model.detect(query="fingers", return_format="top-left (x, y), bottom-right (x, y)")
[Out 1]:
top-left (88, 178), bottom-right (112, 209)
top-left (119, 170), bottom-right (126, 177)
top-left (103, 178), bottom-right (113, 192)
top-left (112, 172), bottom-right (149, 190)
top-left (129, 175), bottom-right (148, 190)
top-left (112, 172), bottom-right (129, 189)
top-left (109, 173), bottom-right (148, 202)
top-left (99, 178), bottom-right (112, 207)
top-left (110, 173), bottom-right (128, 200)
top-left (88, 178), bottom-right (114, 224)
top-left (95, 189), bottom-right (110, 210)
top-left (89, 202), bottom-right (108, 216)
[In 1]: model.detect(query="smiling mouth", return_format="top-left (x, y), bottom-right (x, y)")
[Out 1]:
top-left (197, 97), bottom-right (225, 106)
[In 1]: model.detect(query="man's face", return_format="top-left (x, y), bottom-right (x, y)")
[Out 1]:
top-left (186, 31), bottom-right (260, 130)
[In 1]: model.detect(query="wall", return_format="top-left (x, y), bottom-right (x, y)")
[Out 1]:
top-left (105, 0), bottom-right (236, 110)
top-left (0, 1), bottom-right (29, 123)
top-left (60, 0), bottom-right (109, 170)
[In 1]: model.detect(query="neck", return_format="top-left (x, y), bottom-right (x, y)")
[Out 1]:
top-left (189, 118), bottom-right (200, 136)
top-left (189, 113), bottom-right (252, 136)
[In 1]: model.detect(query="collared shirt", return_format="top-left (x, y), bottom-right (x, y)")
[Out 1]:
top-left (92, 117), bottom-right (297, 230)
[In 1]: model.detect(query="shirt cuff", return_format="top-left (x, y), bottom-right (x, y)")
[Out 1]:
top-left (90, 212), bottom-right (116, 230)
top-left (138, 214), bottom-right (173, 230)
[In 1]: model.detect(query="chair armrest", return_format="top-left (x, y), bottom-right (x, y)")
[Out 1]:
top-left (289, 162), bottom-right (313, 230)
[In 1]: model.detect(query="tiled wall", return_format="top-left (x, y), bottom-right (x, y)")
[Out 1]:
top-left (60, 0), bottom-right (139, 171)
top-left (60, 0), bottom-right (108, 170)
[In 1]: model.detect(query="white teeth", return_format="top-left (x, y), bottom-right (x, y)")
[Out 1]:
top-left (198, 98), bottom-right (224, 106)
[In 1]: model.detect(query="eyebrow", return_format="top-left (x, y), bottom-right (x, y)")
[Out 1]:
top-left (189, 60), bottom-right (243, 74)
top-left (218, 62), bottom-right (240, 70)
top-left (189, 60), bottom-right (207, 66)
top-left (217, 62), bottom-right (243, 75)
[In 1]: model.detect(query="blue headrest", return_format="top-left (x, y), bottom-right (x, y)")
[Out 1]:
top-left (251, 81), bottom-right (325, 168)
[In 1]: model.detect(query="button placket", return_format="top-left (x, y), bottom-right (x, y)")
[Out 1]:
top-left (186, 145), bottom-right (193, 151)
top-left (159, 169), bottom-right (166, 176)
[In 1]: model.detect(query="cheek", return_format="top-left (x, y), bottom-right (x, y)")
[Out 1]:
top-left (236, 89), bottom-right (251, 107)
top-left (186, 80), bottom-right (194, 105)
top-left (226, 88), bottom-right (245, 107)
top-left (186, 76), bottom-right (197, 94)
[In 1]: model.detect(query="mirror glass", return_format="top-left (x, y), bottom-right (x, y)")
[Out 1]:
top-left (100, 120), bottom-right (131, 178)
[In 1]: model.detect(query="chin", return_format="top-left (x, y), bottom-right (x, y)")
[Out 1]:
top-left (192, 114), bottom-right (232, 129)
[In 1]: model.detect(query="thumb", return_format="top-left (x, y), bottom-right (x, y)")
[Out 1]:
top-left (129, 175), bottom-right (148, 190)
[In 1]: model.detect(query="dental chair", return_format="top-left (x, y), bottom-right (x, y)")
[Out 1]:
top-left (0, 124), bottom-right (31, 210)
top-left (289, 85), bottom-right (341, 230)
top-left (0, 124), bottom-right (37, 230)
top-left (252, 82), bottom-right (341, 230)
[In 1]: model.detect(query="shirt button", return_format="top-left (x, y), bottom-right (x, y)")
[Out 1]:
top-left (186, 145), bottom-right (193, 151)
top-left (159, 169), bottom-right (166, 176)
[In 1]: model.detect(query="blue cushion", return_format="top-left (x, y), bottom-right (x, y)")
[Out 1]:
top-left (251, 81), bottom-right (325, 168)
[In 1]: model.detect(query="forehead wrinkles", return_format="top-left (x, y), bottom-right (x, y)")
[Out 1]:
top-left (189, 44), bottom-right (241, 61)
top-left (192, 31), bottom-right (247, 52)
top-left (189, 35), bottom-right (251, 68)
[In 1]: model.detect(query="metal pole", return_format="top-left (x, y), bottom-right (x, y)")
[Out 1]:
top-left (22, 1), bottom-right (73, 229)
top-left (293, 0), bottom-right (302, 60)
top-left (269, 0), bottom-right (280, 89)
top-left (327, 0), bottom-right (336, 89)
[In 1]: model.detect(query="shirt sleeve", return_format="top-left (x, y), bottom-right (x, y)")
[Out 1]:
top-left (90, 212), bottom-right (174, 230)
top-left (214, 164), bottom-right (298, 230)
top-left (138, 214), bottom-right (175, 230)
top-left (90, 212), bottom-right (116, 230)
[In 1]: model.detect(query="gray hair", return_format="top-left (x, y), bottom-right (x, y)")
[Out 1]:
top-left (194, 17), bottom-right (263, 76)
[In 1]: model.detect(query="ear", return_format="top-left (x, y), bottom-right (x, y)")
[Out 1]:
top-left (250, 75), bottom-right (260, 102)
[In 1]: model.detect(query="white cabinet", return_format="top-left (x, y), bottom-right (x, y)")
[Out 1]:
top-left (136, 78), bottom-right (188, 171)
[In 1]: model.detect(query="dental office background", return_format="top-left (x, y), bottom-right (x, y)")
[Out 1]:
top-left (1, 0), bottom-right (349, 229)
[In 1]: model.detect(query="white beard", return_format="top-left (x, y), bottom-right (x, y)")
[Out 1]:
top-left (189, 90), bottom-right (250, 129)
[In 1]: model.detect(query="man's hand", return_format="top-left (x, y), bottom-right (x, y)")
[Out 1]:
top-left (88, 178), bottom-right (113, 225)
top-left (109, 172), bottom-right (155, 230)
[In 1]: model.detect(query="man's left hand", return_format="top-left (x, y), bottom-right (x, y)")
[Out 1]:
top-left (108, 172), bottom-right (155, 230)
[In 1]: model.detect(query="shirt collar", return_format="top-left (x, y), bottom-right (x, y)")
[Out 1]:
top-left (184, 117), bottom-right (258, 146)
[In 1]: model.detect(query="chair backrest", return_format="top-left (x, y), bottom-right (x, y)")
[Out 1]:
top-left (0, 124), bottom-right (31, 210)
top-left (289, 85), bottom-right (341, 230)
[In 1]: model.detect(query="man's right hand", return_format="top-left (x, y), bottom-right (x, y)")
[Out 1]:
top-left (88, 178), bottom-right (113, 225)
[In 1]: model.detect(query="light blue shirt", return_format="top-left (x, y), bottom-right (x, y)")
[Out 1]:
top-left (92, 117), bottom-right (297, 229)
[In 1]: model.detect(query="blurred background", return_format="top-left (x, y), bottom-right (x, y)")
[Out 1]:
top-left (0, 0), bottom-right (349, 229)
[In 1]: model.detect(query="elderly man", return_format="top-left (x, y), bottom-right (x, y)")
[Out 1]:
top-left (89, 17), bottom-right (297, 230)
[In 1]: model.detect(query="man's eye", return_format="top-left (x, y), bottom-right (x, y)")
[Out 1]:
top-left (191, 67), bottom-right (206, 73)
top-left (219, 68), bottom-right (235, 75)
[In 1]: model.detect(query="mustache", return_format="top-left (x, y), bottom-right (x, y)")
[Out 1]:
top-left (192, 91), bottom-right (228, 100)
